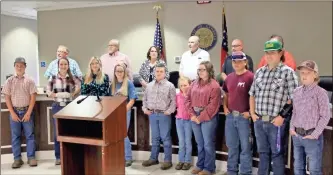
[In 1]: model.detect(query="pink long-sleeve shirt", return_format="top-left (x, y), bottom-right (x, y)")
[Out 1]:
top-left (176, 91), bottom-right (191, 120)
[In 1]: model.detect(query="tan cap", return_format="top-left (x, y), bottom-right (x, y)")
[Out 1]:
top-left (297, 60), bottom-right (318, 72)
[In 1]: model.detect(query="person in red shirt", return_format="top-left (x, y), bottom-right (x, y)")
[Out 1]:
top-left (257, 35), bottom-right (296, 70)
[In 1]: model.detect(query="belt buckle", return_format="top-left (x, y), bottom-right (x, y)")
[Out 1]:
top-left (262, 115), bottom-right (270, 122)
top-left (232, 111), bottom-right (240, 117)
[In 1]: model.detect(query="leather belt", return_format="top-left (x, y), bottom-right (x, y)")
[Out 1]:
top-left (148, 109), bottom-right (164, 114)
top-left (256, 113), bottom-right (274, 122)
top-left (13, 106), bottom-right (28, 111)
top-left (193, 107), bottom-right (204, 112)
top-left (231, 110), bottom-right (241, 117)
top-left (295, 128), bottom-right (315, 137)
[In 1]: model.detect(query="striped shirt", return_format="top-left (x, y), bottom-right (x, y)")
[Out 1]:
top-left (290, 83), bottom-right (331, 139)
top-left (44, 57), bottom-right (82, 79)
top-left (1, 74), bottom-right (37, 107)
top-left (142, 79), bottom-right (176, 114)
top-left (185, 79), bottom-right (221, 122)
top-left (249, 63), bottom-right (298, 117)
top-left (46, 74), bottom-right (81, 103)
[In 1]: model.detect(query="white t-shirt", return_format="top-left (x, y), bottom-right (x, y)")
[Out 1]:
top-left (179, 48), bottom-right (210, 80)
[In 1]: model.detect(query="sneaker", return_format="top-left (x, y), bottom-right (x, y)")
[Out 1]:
top-left (175, 162), bottom-right (184, 170)
top-left (191, 167), bottom-right (202, 174)
top-left (55, 159), bottom-right (61, 165)
top-left (160, 162), bottom-right (172, 170)
top-left (125, 160), bottom-right (133, 167)
top-left (27, 159), bottom-right (37, 167)
top-left (142, 159), bottom-right (159, 167)
top-left (182, 163), bottom-right (191, 170)
top-left (12, 159), bottom-right (24, 169)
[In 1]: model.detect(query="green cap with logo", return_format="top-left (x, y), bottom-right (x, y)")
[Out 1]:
top-left (264, 40), bottom-right (282, 51)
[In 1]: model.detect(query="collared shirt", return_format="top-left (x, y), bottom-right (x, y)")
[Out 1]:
top-left (81, 74), bottom-right (110, 96)
top-left (142, 79), bottom-right (176, 114)
top-left (44, 57), bottom-right (82, 78)
top-left (221, 54), bottom-right (254, 75)
top-left (100, 51), bottom-right (133, 81)
top-left (185, 79), bottom-right (221, 122)
top-left (176, 91), bottom-right (190, 120)
top-left (249, 62), bottom-right (298, 117)
top-left (46, 74), bottom-right (81, 103)
top-left (290, 83), bottom-right (331, 139)
top-left (139, 59), bottom-right (169, 83)
top-left (179, 48), bottom-right (210, 80)
top-left (1, 74), bottom-right (37, 107)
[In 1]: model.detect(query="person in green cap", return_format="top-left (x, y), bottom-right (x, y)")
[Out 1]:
top-left (248, 40), bottom-right (298, 175)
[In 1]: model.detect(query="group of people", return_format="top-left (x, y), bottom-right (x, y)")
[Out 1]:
top-left (2, 34), bottom-right (331, 175)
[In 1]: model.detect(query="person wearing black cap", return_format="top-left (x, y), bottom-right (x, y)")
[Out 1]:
top-left (1, 57), bottom-right (38, 168)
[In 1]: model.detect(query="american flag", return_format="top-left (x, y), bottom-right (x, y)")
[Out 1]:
top-left (220, 6), bottom-right (229, 71)
top-left (153, 17), bottom-right (165, 61)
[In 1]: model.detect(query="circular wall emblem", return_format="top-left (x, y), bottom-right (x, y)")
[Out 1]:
top-left (191, 24), bottom-right (217, 51)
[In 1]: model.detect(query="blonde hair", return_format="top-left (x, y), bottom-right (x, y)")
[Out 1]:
top-left (84, 56), bottom-right (105, 84)
top-left (111, 63), bottom-right (129, 96)
top-left (57, 45), bottom-right (69, 53)
top-left (178, 76), bottom-right (191, 89)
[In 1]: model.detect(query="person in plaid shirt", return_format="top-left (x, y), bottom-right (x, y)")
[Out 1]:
top-left (290, 60), bottom-right (331, 175)
top-left (46, 57), bottom-right (81, 165)
top-left (249, 40), bottom-right (298, 175)
top-left (1, 57), bottom-right (38, 168)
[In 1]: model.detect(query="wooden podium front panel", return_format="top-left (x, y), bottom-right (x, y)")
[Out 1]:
top-left (60, 142), bottom-right (85, 175)
top-left (102, 141), bottom-right (125, 175)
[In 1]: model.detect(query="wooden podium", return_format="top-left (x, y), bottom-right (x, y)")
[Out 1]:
top-left (53, 96), bottom-right (127, 175)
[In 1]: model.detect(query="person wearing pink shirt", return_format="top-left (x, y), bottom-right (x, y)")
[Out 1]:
top-left (100, 39), bottom-right (133, 81)
top-left (185, 61), bottom-right (221, 175)
top-left (174, 76), bottom-right (192, 171)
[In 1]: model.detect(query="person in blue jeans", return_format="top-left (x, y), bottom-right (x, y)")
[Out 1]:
top-left (111, 63), bottom-right (137, 167)
top-left (46, 57), bottom-right (81, 165)
top-left (185, 61), bottom-right (221, 175)
top-left (249, 40), bottom-right (298, 175)
top-left (2, 57), bottom-right (38, 168)
top-left (222, 51), bottom-right (254, 175)
top-left (174, 76), bottom-right (193, 170)
top-left (142, 63), bottom-right (176, 170)
top-left (290, 60), bottom-right (331, 175)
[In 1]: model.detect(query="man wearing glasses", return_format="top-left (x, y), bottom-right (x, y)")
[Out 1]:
top-left (221, 39), bottom-right (254, 81)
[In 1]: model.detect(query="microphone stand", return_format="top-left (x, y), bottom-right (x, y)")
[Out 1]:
top-left (93, 75), bottom-right (101, 102)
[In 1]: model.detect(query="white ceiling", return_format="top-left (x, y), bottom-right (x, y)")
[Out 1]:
top-left (1, 1), bottom-right (153, 20)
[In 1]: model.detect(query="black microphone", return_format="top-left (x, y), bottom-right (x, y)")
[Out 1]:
top-left (76, 74), bottom-right (100, 104)
top-left (77, 95), bottom-right (89, 104)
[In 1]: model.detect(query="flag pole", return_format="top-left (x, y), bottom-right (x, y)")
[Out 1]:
top-left (153, 5), bottom-right (161, 19)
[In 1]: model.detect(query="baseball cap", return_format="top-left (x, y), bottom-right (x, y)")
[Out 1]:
top-left (14, 57), bottom-right (26, 64)
top-left (231, 51), bottom-right (247, 60)
top-left (297, 60), bottom-right (318, 72)
top-left (264, 40), bottom-right (282, 51)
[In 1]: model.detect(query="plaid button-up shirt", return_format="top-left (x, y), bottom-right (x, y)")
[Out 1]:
top-left (249, 63), bottom-right (298, 117)
top-left (46, 74), bottom-right (81, 103)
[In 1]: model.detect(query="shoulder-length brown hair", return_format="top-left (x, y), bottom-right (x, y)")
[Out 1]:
top-left (146, 46), bottom-right (160, 60)
top-left (197, 61), bottom-right (215, 82)
top-left (58, 57), bottom-right (74, 83)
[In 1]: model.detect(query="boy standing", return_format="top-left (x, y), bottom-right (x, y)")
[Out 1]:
top-left (2, 57), bottom-right (38, 168)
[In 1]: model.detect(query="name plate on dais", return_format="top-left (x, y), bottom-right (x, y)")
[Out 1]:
top-left (191, 24), bottom-right (217, 51)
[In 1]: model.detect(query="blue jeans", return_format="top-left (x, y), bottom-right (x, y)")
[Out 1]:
top-left (292, 134), bottom-right (323, 175)
top-left (51, 102), bottom-right (65, 160)
top-left (192, 111), bottom-right (218, 173)
top-left (254, 119), bottom-right (286, 175)
top-left (9, 109), bottom-right (35, 160)
top-left (176, 118), bottom-right (192, 163)
top-left (149, 113), bottom-right (172, 162)
top-left (225, 113), bottom-right (252, 175)
top-left (125, 110), bottom-right (132, 161)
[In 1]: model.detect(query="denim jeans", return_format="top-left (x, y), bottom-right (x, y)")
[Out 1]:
top-left (225, 113), bottom-right (252, 175)
top-left (125, 110), bottom-right (132, 161)
top-left (149, 113), bottom-right (172, 162)
top-left (51, 102), bottom-right (66, 160)
top-left (9, 109), bottom-right (35, 160)
top-left (192, 111), bottom-right (218, 173)
top-left (292, 134), bottom-right (323, 175)
top-left (254, 119), bottom-right (286, 175)
top-left (176, 118), bottom-right (192, 163)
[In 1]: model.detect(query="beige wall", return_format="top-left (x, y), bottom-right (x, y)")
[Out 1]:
top-left (37, 1), bottom-right (332, 86)
top-left (1, 15), bottom-right (38, 85)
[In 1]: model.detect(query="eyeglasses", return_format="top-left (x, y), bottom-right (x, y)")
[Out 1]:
top-left (197, 69), bottom-right (206, 72)
top-left (231, 45), bottom-right (241, 48)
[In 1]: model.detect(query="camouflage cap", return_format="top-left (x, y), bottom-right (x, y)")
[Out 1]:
top-left (264, 40), bottom-right (282, 51)
top-left (297, 60), bottom-right (318, 73)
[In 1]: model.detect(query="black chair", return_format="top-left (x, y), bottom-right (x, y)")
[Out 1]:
top-left (169, 71), bottom-right (179, 88)
top-left (318, 76), bottom-right (332, 103)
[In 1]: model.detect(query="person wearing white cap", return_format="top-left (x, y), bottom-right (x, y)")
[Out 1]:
top-left (290, 60), bottom-right (331, 175)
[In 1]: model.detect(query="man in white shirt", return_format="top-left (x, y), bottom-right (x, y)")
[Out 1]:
top-left (179, 36), bottom-right (210, 80)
